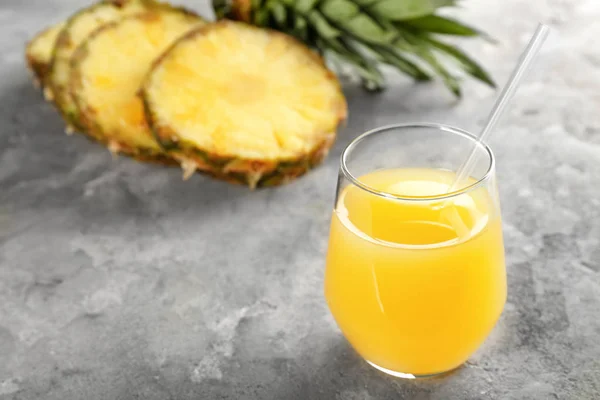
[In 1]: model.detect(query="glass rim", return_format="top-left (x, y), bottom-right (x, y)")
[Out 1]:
top-left (340, 123), bottom-right (495, 202)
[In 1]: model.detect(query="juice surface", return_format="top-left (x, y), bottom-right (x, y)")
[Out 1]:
top-left (325, 168), bottom-right (506, 376)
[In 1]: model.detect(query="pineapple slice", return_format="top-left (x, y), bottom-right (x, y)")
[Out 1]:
top-left (25, 22), bottom-right (65, 90)
top-left (70, 10), bottom-right (204, 161)
top-left (47, 0), bottom-right (154, 133)
top-left (142, 21), bottom-right (347, 188)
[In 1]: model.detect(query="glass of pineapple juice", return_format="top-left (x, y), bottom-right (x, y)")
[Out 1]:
top-left (324, 123), bottom-right (506, 378)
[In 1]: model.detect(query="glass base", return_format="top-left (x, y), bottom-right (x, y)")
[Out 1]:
top-left (366, 360), bottom-right (460, 379)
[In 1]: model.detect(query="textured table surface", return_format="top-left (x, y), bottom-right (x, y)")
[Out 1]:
top-left (1, 0), bottom-right (599, 399)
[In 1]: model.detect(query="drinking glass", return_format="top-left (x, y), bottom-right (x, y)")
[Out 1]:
top-left (324, 123), bottom-right (506, 378)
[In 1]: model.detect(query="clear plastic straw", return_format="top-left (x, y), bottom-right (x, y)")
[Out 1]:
top-left (448, 23), bottom-right (550, 192)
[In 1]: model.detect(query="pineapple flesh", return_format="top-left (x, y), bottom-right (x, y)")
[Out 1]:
top-left (143, 21), bottom-right (347, 187)
top-left (25, 22), bottom-right (65, 89)
top-left (47, 0), bottom-right (153, 133)
top-left (71, 10), bottom-right (204, 161)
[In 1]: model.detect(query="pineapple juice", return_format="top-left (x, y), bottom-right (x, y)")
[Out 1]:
top-left (325, 168), bottom-right (506, 376)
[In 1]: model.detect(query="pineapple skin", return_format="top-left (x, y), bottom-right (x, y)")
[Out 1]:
top-left (47, 0), bottom-right (155, 135)
top-left (25, 23), bottom-right (66, 90)
top-left (142, 22), bottom-right (347, 188)
top-left (70, 9), bottom-right (204, 164)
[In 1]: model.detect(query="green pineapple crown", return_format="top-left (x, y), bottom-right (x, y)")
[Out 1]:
top-left (213, 0), bottom-right (495, 97)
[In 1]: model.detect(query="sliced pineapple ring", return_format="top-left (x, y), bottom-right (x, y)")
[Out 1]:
top-left (25, 22), bottom-right (65, 89)
top-left (47, 0), bottom-right (153, 132)
top-left (71, 10), bottom-right (204, 160)
top-left (143, 21), bottom-right (347, 187)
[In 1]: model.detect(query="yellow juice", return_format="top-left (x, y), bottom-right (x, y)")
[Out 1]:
top-left (325, 168), bottom-right (506, 376)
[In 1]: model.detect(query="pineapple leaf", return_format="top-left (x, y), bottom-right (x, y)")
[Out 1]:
top-left (426, 37), bottom-right (496, 87)
top-left (307, 10), bottom-right (342, 39)
top-left (418, 49), bottom-right (461, 96)
top-left (368, 0), bottom-right (456, 21)
top-left (295, 0), bottom-right (321, 13)
top-left (432, 0), bottom-right (457, 8)
top-left (402, 15), bottom-right (481, 36)
top-left (319, 38), bottom-right (386, 90)
top-left (320, 0), bottom-right (360, 20)
top-left (293, 15), bottom-right (309, 40)
top-left (352, 0), bottom-right (379, 6)
top-left (268, 1), bottom-right (287, 26)
top-left (375, 47), bottom-right (432, 81)
top-left (254, 7), bottom-right (271, 25)
top-left (320, 0), bottom-right (397, 45)
top-left (342, 14), bottom-right (398, 44)
top-left (399, 31), bottom-right (461, 96)
top-left (339, 39), bottom-right (387, 91)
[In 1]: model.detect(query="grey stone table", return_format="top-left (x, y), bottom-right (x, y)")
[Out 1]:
top-left (1, 0), bottom-right (599, 399)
